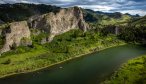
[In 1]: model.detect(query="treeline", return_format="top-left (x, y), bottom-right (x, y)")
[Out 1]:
top-left (0, 3), bottom-right (61, 22)
top-left (89, 23), bottom-right (120, 36)
top-left (90, 22), bottom-right (146, 44)
top-left (118, 25), bottom-right (146, 43)
top-left (0, 28), bottom-right (123, 77)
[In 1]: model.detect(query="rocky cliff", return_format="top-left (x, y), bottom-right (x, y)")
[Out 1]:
top-left (0, 21), bottom-right (31, 53)
top-left (28, 7), bottom-right (89, 42)
top-left (0, 7), bottom-right (89, 54)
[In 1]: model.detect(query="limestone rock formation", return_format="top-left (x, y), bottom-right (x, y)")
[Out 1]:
top-left (0, 21), bottom-right (31, 53)
top-left (0, 6), bottom-right (89, 54)
top-left (28, 7), bottom-right (89, 42)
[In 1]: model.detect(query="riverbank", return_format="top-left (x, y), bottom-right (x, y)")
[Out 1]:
top-left (0, 42), bottom-right (125, 79)
top-left (102, 54), bottom-right (146, 84)
top-left (0, 29), bottom-right (125, 78)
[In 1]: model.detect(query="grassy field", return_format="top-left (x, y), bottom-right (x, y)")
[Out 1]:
top-left (102, 55), bottom-right (146, 84)
top-left (0, 29), bottom-right (124, 78)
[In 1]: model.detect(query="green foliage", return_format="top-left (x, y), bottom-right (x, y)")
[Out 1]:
top-left (84, 9), bottom-right (132, 26)
top-left (99, 15), bottom-right (132, 26)
top-left (0, 35), bottom-right (5, 49)
top-left (118, 25), bottom-right (146, 43)
top-left (130, 15), bottom-right (146, 26)
top-left (0, 23), bottom-right (10, 48)
top-left (31, 30), bottom-right (49, 44)
top-left (0, 29), bottom-right (124, 77)
top-left (0, 3), bottom-right (61, 22)
top-left (102, 56), bottom-right (146, 84)
top-left (0, 23), bottom-right (10, 29)
top-left (10, 43), bottom-right (17, 50)
top-left (83, 9), bottom-right (99, 22)
top-left (1, 59), bottom-right (11, 65)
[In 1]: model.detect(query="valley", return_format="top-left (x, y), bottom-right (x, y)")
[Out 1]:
top-left (0, 3), bottom-right (146, 84)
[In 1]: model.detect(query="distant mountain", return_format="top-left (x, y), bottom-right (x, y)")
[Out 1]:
top-left (0, 3), bottom-right (61, 22)
top-left (83, 9), bottom-right (99, 22)
top-left (0, 3), bottom-right (140, 25)
top-left (96, 11), bottom-right (123, 18)
top-left (83, 9), bottom-right (140, 25)
top-left (130, 15), bottom-right (146, 26)
top-left (95, 11), bottom-right (140, 18)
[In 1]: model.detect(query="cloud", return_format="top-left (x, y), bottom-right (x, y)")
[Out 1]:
top-left (77, 5), bottom-right (116, 12)
top-left (120, 10), bottom-right (146, 16)
top-left (1, 0), bottom-right (146, 16)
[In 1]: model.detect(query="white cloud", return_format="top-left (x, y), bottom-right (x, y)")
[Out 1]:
top-left (0, 0), bottom-right (146, 16)
top-left (57, 0), bottom-right (74, 2)
top-left (120, 10), bottom-right (146, 16)
top-left (77, 5), bottom-right (115, 12)
top-left (0, 1), bottom-right (5, 4)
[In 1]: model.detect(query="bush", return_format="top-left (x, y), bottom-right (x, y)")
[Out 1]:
top-left (1, 59), bottom-right (11, 65)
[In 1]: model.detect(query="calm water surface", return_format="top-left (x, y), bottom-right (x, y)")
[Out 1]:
top-left (0, 44), bottom-right (146, 84)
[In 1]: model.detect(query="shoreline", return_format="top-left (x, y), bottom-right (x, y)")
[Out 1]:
top-left (101, 55), bottom-right (146, 84)
top-left (0, 43), bottom-right (126, 79)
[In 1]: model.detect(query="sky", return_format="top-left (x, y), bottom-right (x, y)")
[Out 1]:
top-left (0, 0), bottom-right (146, 16)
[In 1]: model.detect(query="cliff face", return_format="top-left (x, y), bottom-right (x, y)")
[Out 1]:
top-left (0, 7), bottom-right (89, 54)
top-left (0, 21), bottom-right (31, 53)
top-left (28, 7), bottom-right (89, 42)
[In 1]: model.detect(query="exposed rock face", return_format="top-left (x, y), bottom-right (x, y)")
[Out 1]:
top-left (0, 7), bottom-right (89, 54)
top-left (28, 7), bottom-right (89, 42)
top-left (0, 21), bottom-right (31, 53)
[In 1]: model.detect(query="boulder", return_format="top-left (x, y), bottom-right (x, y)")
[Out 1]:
top-left (0, 21), bottom-right (31, 53)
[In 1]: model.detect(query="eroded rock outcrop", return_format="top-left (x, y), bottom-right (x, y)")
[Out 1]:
top-left (0, 6), bottom-right (89, 54)
top-left (0, 21), bottom-right (31, 53)
top-left (28, 7), bottom-right (89, 42)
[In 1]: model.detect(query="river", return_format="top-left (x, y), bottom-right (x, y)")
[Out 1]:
top-left (0, 44), bottom-right (146, 84)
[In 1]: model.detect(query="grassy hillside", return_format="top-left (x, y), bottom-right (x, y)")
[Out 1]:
top-left (0, 3), bottom-right (60, 22)
top-left (0, 3), bottom-right (135, 26)
top-left (0, 29), bottom-right (124, 78)
top-left (102, 55), bottom-right (146, 84)
top-left (83, 9), bottom-right (133, 26)
top-left (130, 16), bottom-right (146, 26)
top-left (99, 14), bottom-right (132, 25)
top-left (118, 25), bottom-right (146, 43)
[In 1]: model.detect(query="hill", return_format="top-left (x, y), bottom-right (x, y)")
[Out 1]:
top-left (83, 9), bottom-right (138, 26)
top-left (0, 3), bottom-right (61, 22)
top-left (0, 3), bottom-right (138, 26)
top-left (130, 15), bottom-right (146, 26)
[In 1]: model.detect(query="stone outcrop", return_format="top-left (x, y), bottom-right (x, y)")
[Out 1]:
top-left (0, 21), bottom-right (31, 53)
top-left (0, 6), bottom-right (89, 54)
top-left (28, 7), bottom-right (89, 42)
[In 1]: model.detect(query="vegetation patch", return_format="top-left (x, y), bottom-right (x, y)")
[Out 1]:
top-left (102, 55), bottom-right (146, 84)
top-left (0, 29), bottom-right (124, 78)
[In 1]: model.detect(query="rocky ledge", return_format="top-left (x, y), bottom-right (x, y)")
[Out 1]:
top-left (28, 7), bottom-right (89, 42)
top-left (0, 7), bottom-right (89, 54)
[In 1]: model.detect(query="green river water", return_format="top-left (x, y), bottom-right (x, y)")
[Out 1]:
top-left (0, 44), bottom-right (146, 84)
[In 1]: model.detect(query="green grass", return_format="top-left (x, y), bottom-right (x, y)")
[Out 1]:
top-left (0, 23), bottom-right (9, 29)
top-left (131, 16), bottom-right (146, 26)
top-left (0, 29), bottom-right (124, 78)
top-left (0, 23), bottom-right (9, 48)
top-left (102, 55), bottom-right (146, 84)
top-left (99, 15), bottom-right (132, 26)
